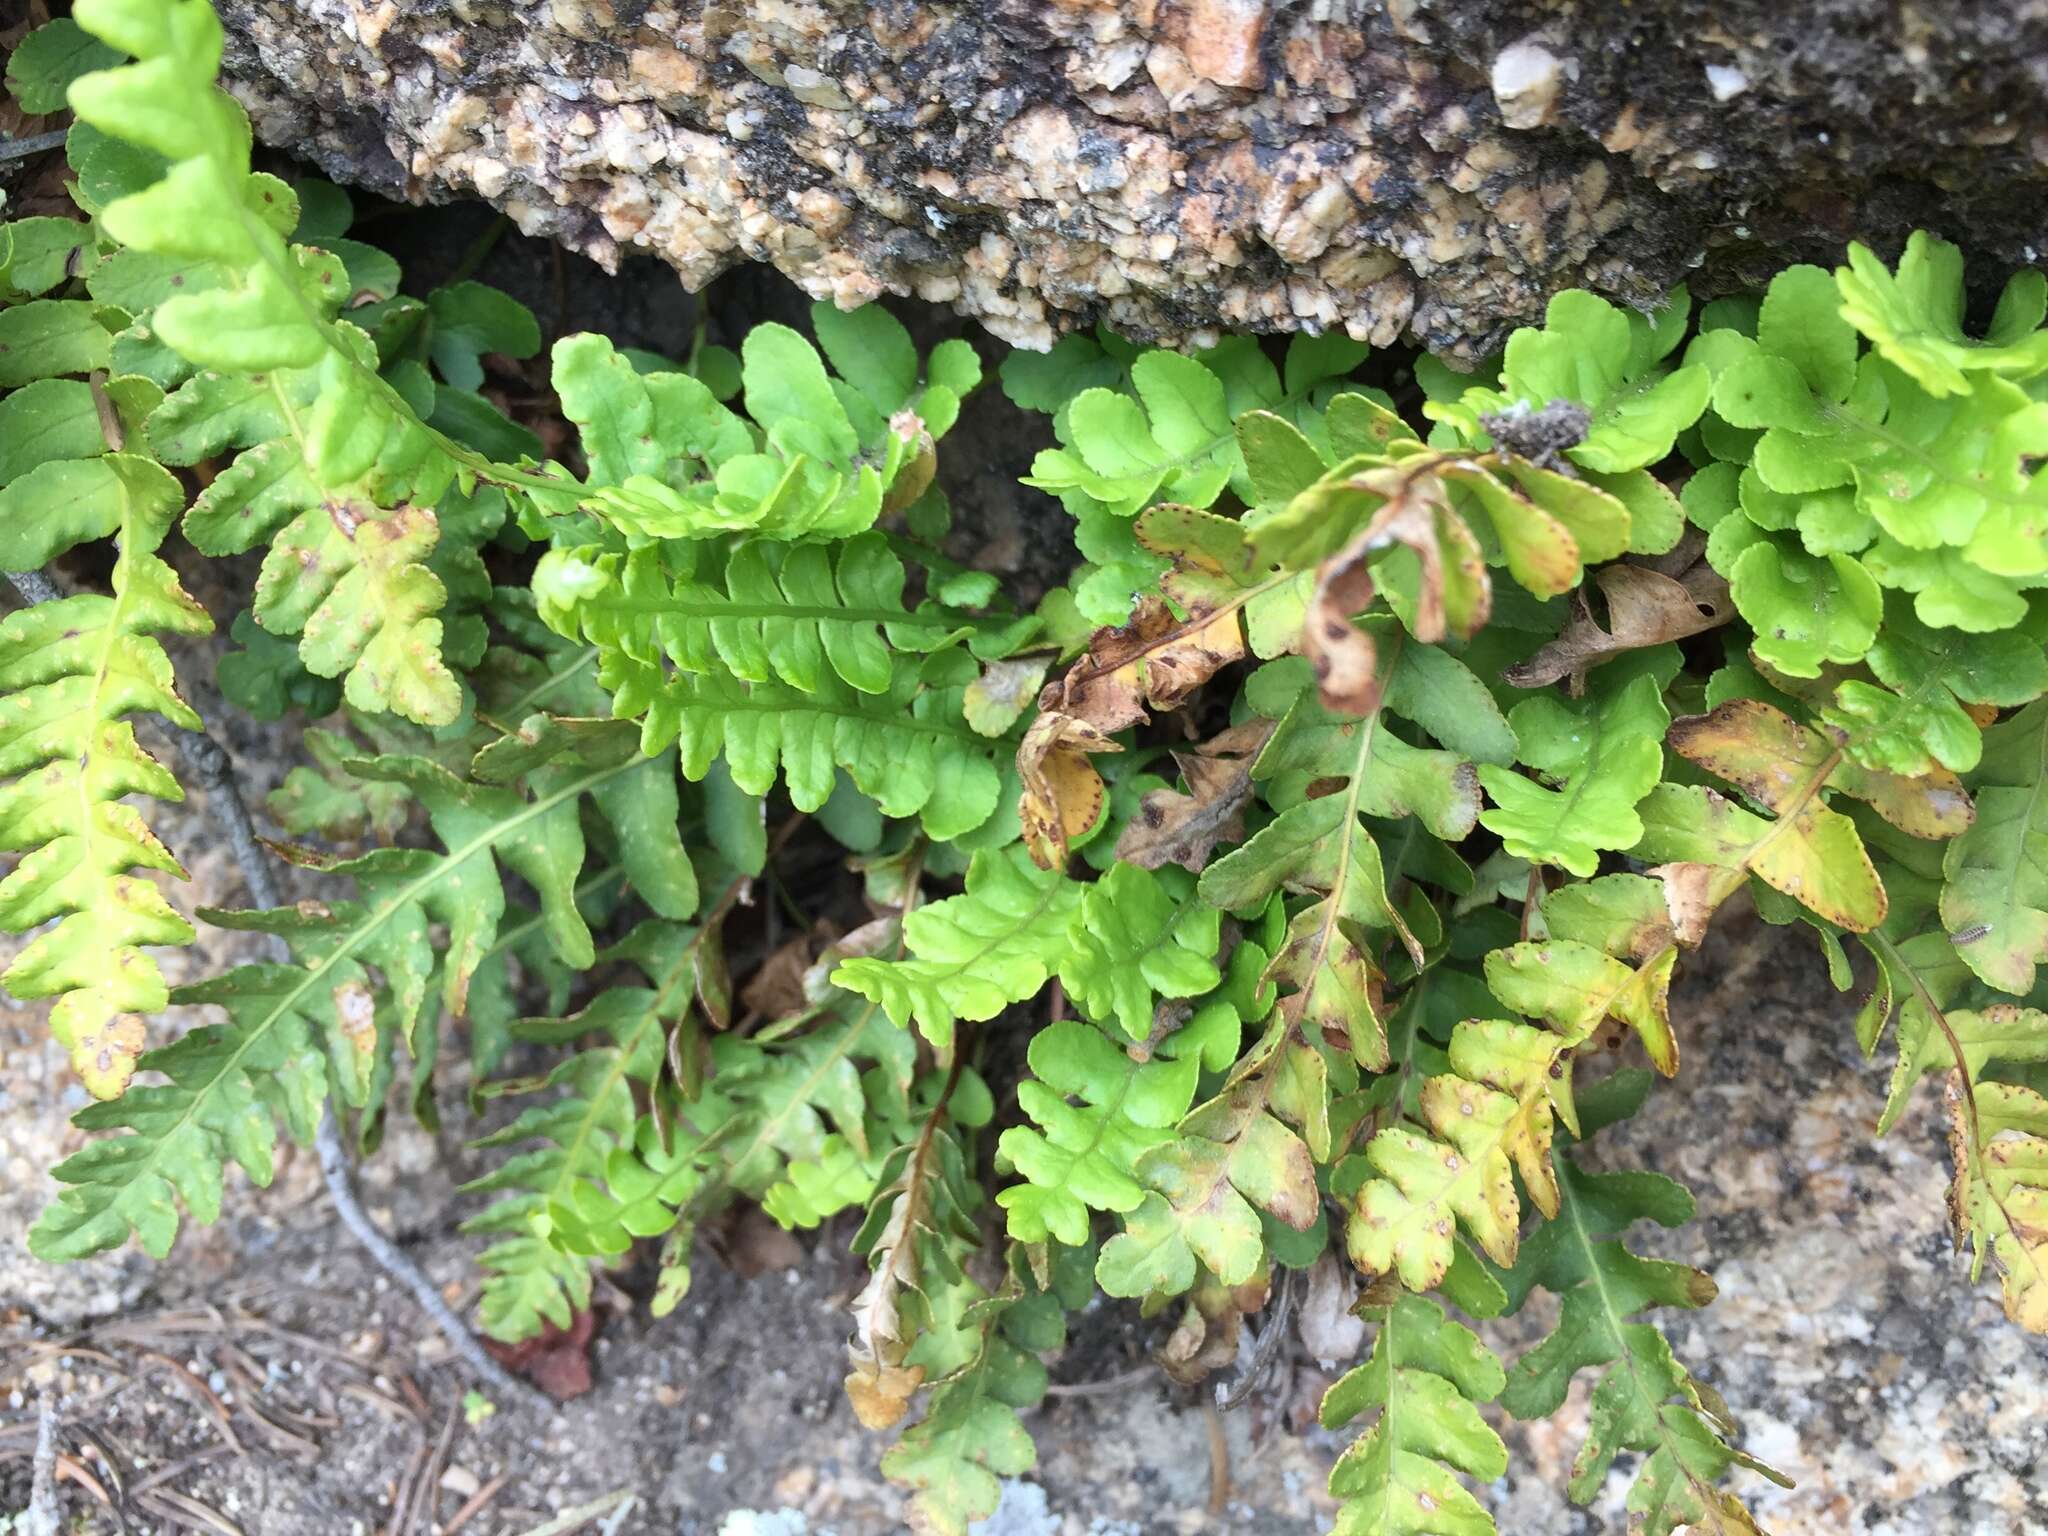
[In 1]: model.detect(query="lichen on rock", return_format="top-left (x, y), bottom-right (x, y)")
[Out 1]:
top-left (216, 0), bottom-right (2048, 355)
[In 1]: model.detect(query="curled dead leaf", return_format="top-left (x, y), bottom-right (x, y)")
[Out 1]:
top-left (1115, 721), bottom-right (1274, 873)
top-left (1507, 559), bottom-right (1734, 693)
top-left (741, 929), bottom-right (828, 1022)
top-left (1022, 593), bottom-right (1246, 867)
top-left (1307, 535), bottom-right (1383, 715)
top-left (696, 908), bottom-right (733, 1030)
top-left (845, 1358), bottom-right (926, 1430)
top-left (1042, 594), bottom-right (1246, 732)
top-left (1018, 710), bottom-right (1121, 868)
top-left (1157, 1265), bottom-right (1271, 1387)
top-left (1647, 861), bottom-right (1742, 948)
top-left (1304, 461), bottom-right (1492, 716)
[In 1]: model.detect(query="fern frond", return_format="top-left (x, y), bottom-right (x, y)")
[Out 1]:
top-left (62, 0), bottom-right (553, 725)
top-left (846, 1086), bottom-right (984, 1430)
top-left (1430, 287), bottom-right (1708, 475)
top-left (1949, 1075), bottom-right (2048, 1332)
top-left (0, 458), bottom-right (211, 1099)
top-left (993, 1017), bottom-right (1202, 1246)
top-left (558, 304), bottom-right (976, 544)
top-left (1056, 861), bottom-right (1222, 1042)
top-left (477, 939), bottom-right (931, 1339)
top-left (1202, 655), bottom-right (1466, 1069)
top-left (1939, 699), bottom-right (2048, 994)
top-left (1861, 931), bottom-right (2048, 1330)
top-left (878, 1246), bottom-right (1082, 1536)
top-left (1318, 1291), bottom-right (1508, 1536)
top-left (29, 737), bottom-right (692, 1259)
top-left (1342, 891), bottom-right (1677, 1291)
top-left (0, 373), bottom-right (171, 573)
top-left (834, 845), bottom-right (1080, 1049)
top-left (1096, 1069), bottom-right (1319, 1297)
top-left (1343, 1014), bottom-right (1571, 1290)
top-left (590, 651), bottom-right (999, 841)
top-left (462, 915), bottom-right (727, 1339)
top-left (1496, 1081), bottom-right (1784, 1534)
top-left (534, 533), bottom-right (970, 698)
top-left (1477, 663), bottom-right (1670, 879)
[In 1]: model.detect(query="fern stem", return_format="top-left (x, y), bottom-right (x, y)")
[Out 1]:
top-left (179, 728), bottom-right (544, 1408)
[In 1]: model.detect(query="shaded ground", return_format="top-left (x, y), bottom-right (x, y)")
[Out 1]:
top-left (5, 904), bottom-right (2044, 1535)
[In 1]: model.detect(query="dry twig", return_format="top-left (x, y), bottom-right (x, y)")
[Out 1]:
top-left (25, 1391), bottom-right (60, 1536)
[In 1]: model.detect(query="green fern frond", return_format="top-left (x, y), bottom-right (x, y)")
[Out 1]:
top-left (993, 1017), bottom-right (1201, 1246)
top-left (877, 1245), bottom-right (1085, 1536)
top-left (1095, 1070), bottom-right (1319, 1298)
top-left (1495, 1077), bottom-right (1785, 1534)
top-left (1940, 700), bottom-right (2048, 994)
top-left (1319, 1291), bottom-right (1508, 1536)
top-left (61, 0), bottom-right (550, 725)
top-left (1430, 287), bottom-right (1708, 475)
top-left (1477, 662), bottom-right (1671, 879)
top-left (834, 845), bottom-right (1080, 1049)
top-left (1056, 861), bottom-right (1222, 1042)
top-left (472, 922), bottom-right (932, 1339)
top-left (462, 915), bottom-right (727, 1339)
top-left (557, 303), bottom-right (976, 545)
top-left (533, 532), bottom-right (972, 698)
top-left (619, 661), bottom-right (1009, 843)
top-left (29, 735), bottom-right (692, 1260)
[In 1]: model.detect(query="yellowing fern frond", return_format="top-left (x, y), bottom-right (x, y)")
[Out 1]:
top-left (0, 456), bottom-right (211, 1097)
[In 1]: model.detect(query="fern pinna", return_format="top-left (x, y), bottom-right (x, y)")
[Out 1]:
top-left (6, 0), bottom-right (2048, 1530)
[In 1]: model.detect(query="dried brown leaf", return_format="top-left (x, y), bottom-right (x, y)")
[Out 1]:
top-left (1648, 862), bottom-right (1744, 948)
top-left (844, 1187), bottom-right (923, 1428)
top-left (1157, 1266), bottom-right (1270, 1387)
top-left (1304, 465), bottom-right (1491, 715)
top-left (1042, 594), bottom-right (1246, 732)
top-left (845, 1358), bottom-right (926, 1431)
top-left (1507, 560), bottom-right (1734, 693)
top-left (1018, 710), bottom-right (1121, 868)
top-left (484, 1308), bottom-right (597, 1400)
top-left (1306, 537), bottom-right (1384, 715)
top-left (1114, 722), bottom-right (1274, 872)
top-left (741, 930), bottom-right (826, 1022)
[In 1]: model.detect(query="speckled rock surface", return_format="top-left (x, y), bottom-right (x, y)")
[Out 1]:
top-left (1487, 911), bottom-right (2048, 1535)
top-left (210, 0), bottom-right (2048, 356)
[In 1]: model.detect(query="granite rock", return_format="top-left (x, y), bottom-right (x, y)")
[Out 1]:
top-left (210, 0), bottom-right (2048, 358)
